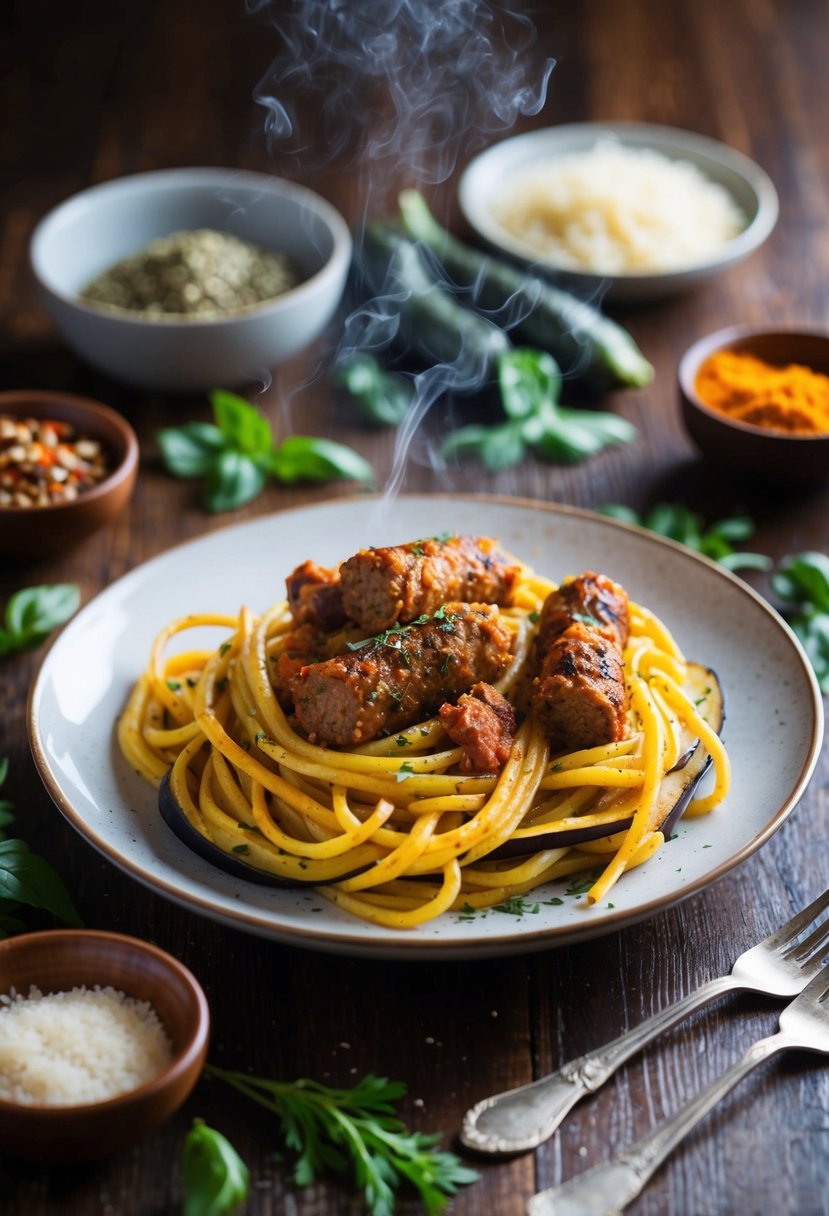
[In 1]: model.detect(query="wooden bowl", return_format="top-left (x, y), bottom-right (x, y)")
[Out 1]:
top-left (0, 930), bottom-right (210, 1164)
top-left (678, 327), bottom-right (829, 487)
top-left (0, 390), bottom-right (139, 560)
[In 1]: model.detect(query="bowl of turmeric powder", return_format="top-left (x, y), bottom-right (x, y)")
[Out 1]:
top-left (678, 326), bottom-right (829, 486)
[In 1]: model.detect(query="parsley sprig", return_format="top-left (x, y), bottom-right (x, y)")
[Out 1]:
top-left (157, 390), bottom-right (375, 512)
top-left (346, 604), bottom-right (453, 653)
top-left (772, 552), bottom-right (829, 691)
top-left (600, 503), bottom-right (771, 572)
top-left (204, 1066), bottom-right (477, 1216)
top-left (0, 584), bottom-right (80, 659)
top-left (444, 350), bottom-right (636, 471)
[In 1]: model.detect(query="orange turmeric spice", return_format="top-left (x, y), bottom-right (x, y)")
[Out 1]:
top-left (695, 350), bottom-right (829, 435)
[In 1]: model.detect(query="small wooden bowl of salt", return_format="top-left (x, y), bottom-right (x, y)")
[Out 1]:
top-left (0, 929), bottom-right (210, 1163)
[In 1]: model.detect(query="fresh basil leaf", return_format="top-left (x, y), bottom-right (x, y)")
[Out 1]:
top-left (270, 437), bottom-right (375, 485)
top-left (643, 503), bottom-right (702, 547)
top-left (0, 839), bottom-right (83, 927)
top-left (333, 354), bottom-right (414, 426)
top-left (772, 552), bottom-right (829, 612)
top-left (4, 584), bottom-right (80, 649)
top-left (205, 451), bottom-right (268, 513)
top-left (442, 422), bottom-right (527, 470)
top-left (598, 504), bottom-right (641, 526)
top-left (182, 1120), bottom-right (250, 1216)
top-left (707, 515), bottom-right (756, 543)
top-left (498, 348), bottom-right (562, 420)
top-left (157, 423), bottom-right (227, 478)
top-left (210, 390), bottom-right (273, 456)
top-left (791, 613), bottom-right (829, 691)
top-left (536, 406), bottom-right (636, 463)
top-left (718, 551), bottom-right (773, 572)
top-left (0, 757), bottom-right (8, 788)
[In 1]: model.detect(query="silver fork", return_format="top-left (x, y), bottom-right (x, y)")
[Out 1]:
top-left (527, 961), bottom-right (829, 1216)
top-left (462, 887), bottom-right (829, 1154)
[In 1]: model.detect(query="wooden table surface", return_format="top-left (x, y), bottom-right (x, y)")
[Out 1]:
top-left (2, 1), bottom-right (828, 1213)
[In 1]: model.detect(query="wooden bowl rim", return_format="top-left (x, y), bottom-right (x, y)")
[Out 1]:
top-left (0, 929), bottom-right (210, 1116)
top-left (0, 390), bottom-right (139, 516)
top-left (678, 324), bottom-right (829, 444)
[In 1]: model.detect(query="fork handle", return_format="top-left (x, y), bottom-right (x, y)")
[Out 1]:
top-left (462, 974), bottom-right (740, 1154)
top-left (526, 1032), bottom-right (786, 1216)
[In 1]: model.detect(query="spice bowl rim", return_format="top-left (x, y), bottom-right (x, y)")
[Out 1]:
top-left (677, 323), bottom-right (829, 487)
top-left (678, 323), bottom-right (829, 441)
top-left (459, 120), bottom-right (780, 303)
top-left (0, 389), bottom-right (139, 518)
top-left (27, 166), bottom-right (353, 391)
top-left (0, 929), bottom-right (210, 1157)
top-left (29, 165), bottom-right (353, 330)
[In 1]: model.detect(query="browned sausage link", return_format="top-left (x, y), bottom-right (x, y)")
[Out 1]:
top-left (339, 535), bottom-right (521, 634)
top-left (291, 603), bottom-right (514, 748)
top-left (531, 621), bottom-right (629, 752)
top-left (285, 560), bottom-right (348, 631)
top-left (438, 682), bottom-right (517, 773)
top-left (535, 571), bottom-right (629, 653)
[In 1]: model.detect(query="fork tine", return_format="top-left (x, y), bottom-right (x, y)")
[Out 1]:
top-left (784, 916), bottom-right (829, 964)
top-left (766, 887), bottom-right (829, 951)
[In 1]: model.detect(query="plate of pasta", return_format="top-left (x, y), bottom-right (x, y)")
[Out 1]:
top-left (29, 495), bottom-right (823, 958)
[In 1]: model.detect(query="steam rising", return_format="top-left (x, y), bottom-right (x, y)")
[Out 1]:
top-left (250, 0), bottom-right (553, 193)
top-left (249, 0), bottom-right (556, 493)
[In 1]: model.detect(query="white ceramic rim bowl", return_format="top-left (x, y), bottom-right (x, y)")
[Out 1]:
top-left (459, 122), bottom-right (779, 303)
top-left (28, 167), bottom-right (353, 389)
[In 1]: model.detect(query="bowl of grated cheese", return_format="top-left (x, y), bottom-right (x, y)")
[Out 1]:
top-left (459, 122), bottom-right (779, 303)
top-left (0, 929), bottom-right (210, 1163)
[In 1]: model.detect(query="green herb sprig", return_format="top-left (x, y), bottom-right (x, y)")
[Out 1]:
top-left (772, 551), bottom-right (829, 691)
top-left (0, 584), bottom-right (80, 659)
top-left (0, 838), bottom-right (83, 937)
top-left (204, 1066), bottom-right (478, 1216)
top-left (334, 354), bottom-right (414, 426)
top-left (599, 503), bottom-right (771, 572)
top-left (443, 350), bottom-right (636, 471)
top-left (181, 1119), bottom-right (250, 1216)
top-left (0, 758), bottom-right (14, 841)
top-left (157, 390), bottom-right (375, 513)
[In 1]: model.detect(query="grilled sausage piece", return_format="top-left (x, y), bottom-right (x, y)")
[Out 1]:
top-left (532, 621), bottom-right (629, 752)
top-left (292, 603), bottom-right (513, 747)
top-left (530, 572), bottom-right (630, 752)
top-left (339, 535), bottom-right (521, 634)
top-left (534, 571), bottom-right (629, 653)
top-left (285, 560), bottom-right (348, 631)
top-left (439, 682), bottom-right (517, 773)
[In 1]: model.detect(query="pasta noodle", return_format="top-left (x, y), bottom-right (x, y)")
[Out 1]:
top-left (117, 561), bottom-right (729, 928)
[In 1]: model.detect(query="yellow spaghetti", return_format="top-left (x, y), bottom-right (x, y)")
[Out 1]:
top-left (117, 564), bottom-right (729, 928)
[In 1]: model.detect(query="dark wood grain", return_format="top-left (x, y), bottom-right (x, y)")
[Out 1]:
top-left (1, 1), bottom-right (828, 1213)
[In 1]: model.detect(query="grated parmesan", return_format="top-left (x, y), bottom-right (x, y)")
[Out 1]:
top-left (0, 984), bottom-right (173, 1106)
top-left (492, 138), bottom-right (746, 275)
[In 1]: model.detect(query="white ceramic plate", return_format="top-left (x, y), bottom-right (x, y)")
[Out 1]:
top-left (459, 122), bottom-right (779, 302)
top-left (29, 496), bottom-right (822, 960)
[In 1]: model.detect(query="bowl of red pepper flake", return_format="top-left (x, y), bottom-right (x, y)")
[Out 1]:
top-left (0, 391), bottom-right (138, 560)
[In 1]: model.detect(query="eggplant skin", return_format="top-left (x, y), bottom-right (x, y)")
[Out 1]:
top-left (158, 771), bottom-right (299, 889)
top-left (491, 664), bottom-right (724, 859)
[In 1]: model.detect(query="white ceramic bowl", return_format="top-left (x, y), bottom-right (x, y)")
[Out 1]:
top-left (459, 122), bottom-right (779, 303)
top-left (30, 168), bottom-right (353, 392)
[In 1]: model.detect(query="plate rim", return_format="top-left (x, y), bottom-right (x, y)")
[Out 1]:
top-left (27, 493), bottom-right (825, 958)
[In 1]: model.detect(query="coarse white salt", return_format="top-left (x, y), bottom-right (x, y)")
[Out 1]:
top-left (0, 984), bottom-right (173, 1106)
top-left (492, 138), bottom-right (746, 275)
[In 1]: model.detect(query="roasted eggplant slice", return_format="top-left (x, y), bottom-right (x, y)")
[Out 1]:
top-left (159, 664), bottom-right (724, 885)
top-left (159, 771), bottom-right (300, 889)
top-left (490, 663), bottom-right (724, 858)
